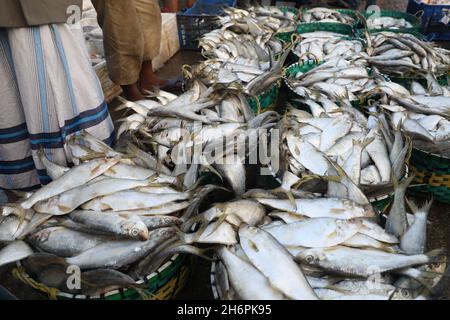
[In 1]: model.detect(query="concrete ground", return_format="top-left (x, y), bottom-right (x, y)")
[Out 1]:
top-left (2, 0), bottom-right (450, 301)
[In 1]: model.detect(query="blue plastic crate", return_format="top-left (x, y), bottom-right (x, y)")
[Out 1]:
top-left (176, 0), bottom-right (236, 50)
top-left (407, 0), bottom-right (450, 41)
top-left (186, 0), bottom-right (235, 15)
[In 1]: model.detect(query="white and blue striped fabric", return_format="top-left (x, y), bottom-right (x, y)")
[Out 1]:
top-left (0, 24), bottom-right (114, 191)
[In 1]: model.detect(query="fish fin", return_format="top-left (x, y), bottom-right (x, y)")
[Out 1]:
top-left (400, 174), bottom-right (415, 192)
top-left (426, 248), bottom-right (446, 264)
top-left (407, 269), bottom-right (444, 293)
top-left (272, 187), bottom-right (297, 211)
top-left (422, 198), bottom-right (434, 215)
top-left (357, 137), bottom-right (376, 150)
top-left (405, 197), bottom-right (419, 214)
top-left (10, 190), bottom-right (33, 200)
top-left (200, 164), bottom-right (224, 182)
top-left (180, 212), bottom-right (210, 232)
top-left (181, 184), bottom-right (230, 224)
top-left (201, 214), bottom-right (228, 240)
top-left (406, 198), bottom-right (434, 217)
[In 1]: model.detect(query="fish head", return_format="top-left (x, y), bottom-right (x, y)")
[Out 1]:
top-left (122, 222), bottom-right (149, 241)
top-left (296, 249), bottom-right (324, 266)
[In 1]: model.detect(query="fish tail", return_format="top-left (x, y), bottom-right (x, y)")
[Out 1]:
top-left (425, 248), bottom-right (446, 264)
top-left (406, 198), bottom-right (434, 218)
top-left (199, 214), bottom-right (228, 240)
top-left (405, 197), bottom-right (419, 214)
top-left (395, 174), bottom-right (415, 193)
top-left (408, 269), bottom-right (443, 293)
top-left (180, 214), bottom-right (207, 233)
top-left (182, 184), bottom-right (230, 223)
top-left (272, 187), bottom-right (297, 211)
top-left (355, 137), bottom-right (375, 151)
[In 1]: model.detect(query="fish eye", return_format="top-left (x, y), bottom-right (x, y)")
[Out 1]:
top-left (305, 255), bottom-right (315, 263)
top-left (130, 228), bottom-right (140, 237)
top-left (401, 289), bottom-right (410, 298)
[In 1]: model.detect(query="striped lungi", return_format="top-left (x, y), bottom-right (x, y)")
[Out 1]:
top-left (0, 24), bottom-right (115, 191)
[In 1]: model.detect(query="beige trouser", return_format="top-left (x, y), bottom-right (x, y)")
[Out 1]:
top-left (92, 0), bottom-right (162, 85)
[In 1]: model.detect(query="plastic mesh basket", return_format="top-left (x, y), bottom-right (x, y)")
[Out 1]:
top-left (283, 60), bottom-right (320, 110)
top-left (363, 10), bottom-right (422, 35)
top-left (409, 147), bottom-right (450, 204)
top-left (247, 81), bottom-right (281, 114)
top-left (176, 0), bottom-right (236, 50)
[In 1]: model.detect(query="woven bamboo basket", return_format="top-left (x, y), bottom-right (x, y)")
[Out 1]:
top-left (94, 61), bottom-right (122, 103)
top-left (14, 254), bottom-right (192, 300)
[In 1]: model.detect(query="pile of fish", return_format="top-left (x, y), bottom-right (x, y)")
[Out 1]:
top-left (298, 7), bottom-right (356, 24)
top-left (366, 16), bottom-right (414, 30)
top-left (285, 57), bottom-right (373, 104)
top-left (0, 132), bottom-right (228, 296)
top-left (292, 32), bottom-right (364, 62)
top-left (219, 6), bottom-right (297, 36)
top-left (193, 5), bottom-right (298, 97)
top-left (211, 186), bottom-right (444, 300)
top-left (362, 32), bottom-right (450, 77)
top-left (116, 81), bottom-right (279, 194)
top-left (367, 79), bottom-right (450, 156)
top-left (279, 103), bottom-right (409, 201)
top-left (195, 28), bottom-right (286, 93)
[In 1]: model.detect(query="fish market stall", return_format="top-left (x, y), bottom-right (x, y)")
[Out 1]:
top-left (1, 0), bottom-right (450, 301)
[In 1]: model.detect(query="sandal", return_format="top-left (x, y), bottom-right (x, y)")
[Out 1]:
top-left (160, 76), bottom-right (184, 92)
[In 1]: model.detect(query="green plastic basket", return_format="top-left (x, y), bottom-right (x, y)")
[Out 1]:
top-left (296, 22), bottom-right (354, 36)
top-left (363, 10), bottom-right (422, 35)
top-left (291, 36), bottom-right (365, 64)
top-left (408, 148), bottom-right (450, 204)
top-left (369, 194), bottom-right (394, 213)
top-left (283, 61), bottom-right (365, 110)
top-left (247, 80), bottom-right (281, 114)
top-left (16, 254), bottom-right (192, 300)
top-left (389, 73), bottom-right (449, 89)
top-left (283, 60), bottom-right (320, 110)
top-left (275, 7), bottom-right (299, 43)
top-left (296, 9), bottom-right (358, 36)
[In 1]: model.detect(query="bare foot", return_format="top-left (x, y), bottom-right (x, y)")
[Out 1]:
top-left (139, 60), bottom-right (168, 93)
top-left (122, 83), bottom-right (145, 102)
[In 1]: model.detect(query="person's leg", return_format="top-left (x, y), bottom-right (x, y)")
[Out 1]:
top-left (134, 0), bottom-right (168, 92)
top-left (165, 0), bottom-right (180, 12)
top-left (0, 28), bottom-right (41, 191)
top-left (92, 0), bottom-right (145, 101)
top-left (186, 0), bottom-right (196, 8)
top-left (7, 24), bottom-right (115, 177)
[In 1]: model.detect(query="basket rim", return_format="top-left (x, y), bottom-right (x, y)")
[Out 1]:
top-left (296, 21), bottom-right (356, 28)
top-left (363, 10), bottom-right (421, 26)
top-left (412, 146), bottom-right (450, 161)
top-left (291, 37), bottom-right (365, 60)
top-left (283, 60), bottom-right (321, 96)
top-left (248, 79), bottom-right (282, 101)
top-left (16, 254), bottom-right (183, 300)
